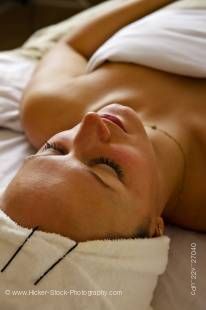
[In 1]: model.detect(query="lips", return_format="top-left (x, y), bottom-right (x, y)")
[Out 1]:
top-left (100, 114), bottom-right (126, 132)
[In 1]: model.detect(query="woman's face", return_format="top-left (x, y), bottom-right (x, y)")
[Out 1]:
top-left (4, 104), bottom-right (161, 241)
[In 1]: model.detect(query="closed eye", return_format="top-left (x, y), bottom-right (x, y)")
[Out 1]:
top-left (88, 170), bottom-right (115, 191)
top-left (42, 142), bottom-right (125, 182)
top-left (41, 142), bottom-right (67, 155)
top-left (88, 157), bottom-right (124, 181)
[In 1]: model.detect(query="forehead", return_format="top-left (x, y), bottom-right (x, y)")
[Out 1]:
top-left (23, 154), bottom-right (121, 203)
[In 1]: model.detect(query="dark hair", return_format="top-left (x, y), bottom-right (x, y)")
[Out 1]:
top-left (104, 218), bottom-right (151, 240)
top-left (131, 226), bottom-right (150, 239)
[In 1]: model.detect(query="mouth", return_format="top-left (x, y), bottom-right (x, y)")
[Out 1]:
top-left (99, 114), bottom-right (127, 132)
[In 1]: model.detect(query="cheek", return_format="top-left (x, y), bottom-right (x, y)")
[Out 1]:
top-left (11, 160), bottom-right (64, 208)
top-left (112, 144), bottom-right (158, 196)
top-left (112, 144), bottom-right (153, 177)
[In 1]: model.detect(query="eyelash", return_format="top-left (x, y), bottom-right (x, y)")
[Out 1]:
top-left (89, 157), bottom-right (124, 180)
top-left (42, 142), bottom-right (65, 154)
top-left (42, 142), bottom-right (124, 180)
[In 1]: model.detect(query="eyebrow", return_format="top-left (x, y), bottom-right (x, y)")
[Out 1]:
top-left (87, 170), bottom-right (116, 192)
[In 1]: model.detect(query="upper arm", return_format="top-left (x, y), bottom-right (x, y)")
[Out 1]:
top-left (63, 0), bottom-right (175, 59)
top-left (20, 40), bottom-right (91, 149)
top-left (21, 79), bottom-right (84, 149)
top-left (25, 40), bottom-right (88, 85)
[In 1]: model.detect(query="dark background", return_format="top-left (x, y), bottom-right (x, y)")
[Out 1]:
top-left (0, 0), bottom-right (105, 51)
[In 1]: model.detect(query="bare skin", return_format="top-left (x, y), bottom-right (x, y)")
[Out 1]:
top-left (69, 62), bottom-right (206, 232)
top-left (36, 61), bottom-right (206, 230)
top-left (0, 0), bottom-right (206, 241)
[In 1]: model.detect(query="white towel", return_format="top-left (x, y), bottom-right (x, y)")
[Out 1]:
top-left (0, 53), bottom-right (36, 132)
top-left (86, 7), bottom-right (206, 77)
top-left (0, 209), bottom-right (170, 310)
top-left (0, 53), bottom-right (36, 192)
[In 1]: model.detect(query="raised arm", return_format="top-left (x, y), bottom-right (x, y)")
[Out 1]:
top-left (21, 0), bottom-right (176, 149)
top-left (63, 0), bottom-right (176, 59)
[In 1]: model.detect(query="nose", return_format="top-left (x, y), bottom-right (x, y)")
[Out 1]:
top-left (73, 112), bottom-right (111, 155)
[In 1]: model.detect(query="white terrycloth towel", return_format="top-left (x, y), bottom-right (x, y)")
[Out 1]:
top-left (0, 209), bottom-right (170, 310)
top-left (86, 7), bottom-right (206, 77)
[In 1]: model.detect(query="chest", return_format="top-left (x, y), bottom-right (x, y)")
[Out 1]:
top-left (164, 116), bottom-right (206, 233)
top-left (86, 63), bottom-right (206, 233)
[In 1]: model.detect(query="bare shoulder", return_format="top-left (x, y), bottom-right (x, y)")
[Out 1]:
top-left (20, 65), bottom-right (106, 149)
top-left (163, 77), bottom-right (206, 234)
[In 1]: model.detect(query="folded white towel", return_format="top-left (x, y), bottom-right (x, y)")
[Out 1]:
top-left (0, 209), bottom-right (170, 310)
top-left (86, 7), bottom-right (206, 77)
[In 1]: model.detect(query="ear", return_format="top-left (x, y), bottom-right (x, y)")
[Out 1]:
top-left (152, 216), bottom-right (165, 237)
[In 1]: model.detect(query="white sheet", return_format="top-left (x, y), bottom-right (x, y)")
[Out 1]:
top-left (152, 224), bottom-right (205, 310)
top-left (86, 8), bottom-right (206, 77)
top-left (0, 53), bottom-right (36, 192)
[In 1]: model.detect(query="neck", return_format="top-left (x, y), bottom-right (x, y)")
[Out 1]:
top-left (144, 122), bottom-right (188, 217)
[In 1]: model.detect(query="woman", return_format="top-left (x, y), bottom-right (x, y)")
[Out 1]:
top-left (1, 0), bottom-right (206, 242)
